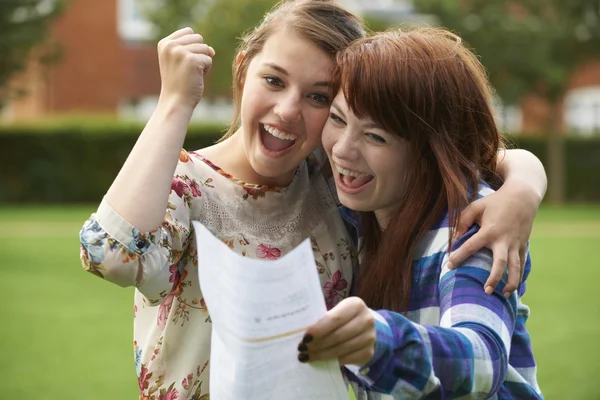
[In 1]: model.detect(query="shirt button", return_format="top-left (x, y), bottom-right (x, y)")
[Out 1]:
top-left (136, 239), bottom-right (145, 249)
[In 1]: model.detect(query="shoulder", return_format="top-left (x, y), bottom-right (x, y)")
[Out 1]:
top-left (418, 181), bottom-right (496, 258)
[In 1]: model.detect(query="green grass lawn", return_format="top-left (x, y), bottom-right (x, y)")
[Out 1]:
top-left (0, 205), bottom-right (599, 399)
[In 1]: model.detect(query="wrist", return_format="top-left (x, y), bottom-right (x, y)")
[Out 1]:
top-left (502, 176), bottom-right (543, 207)
top-left (156, 92), bottom-right (196, 121)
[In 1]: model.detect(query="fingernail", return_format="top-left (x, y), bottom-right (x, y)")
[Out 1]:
top-left (504, 291), bottom-right (511, 298)
top-left (297, 343), bottom-right (308, 352)
top-left (447, 261), bottom-right (455, 270)
top-left (302, 334), bottom-right (313, 343)
top-left (298, 353), bottom-right (309, 363)
top-left (484, 286), bottom-right (493, 295)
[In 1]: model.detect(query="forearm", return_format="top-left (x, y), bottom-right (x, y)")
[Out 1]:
top-left (496, 149), bottom-right (547, 202)
top-left (105, 96), bottom-right (194, 231)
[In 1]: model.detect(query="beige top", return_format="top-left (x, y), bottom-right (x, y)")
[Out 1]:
top-left (79, 149), bottom-right (357, 399)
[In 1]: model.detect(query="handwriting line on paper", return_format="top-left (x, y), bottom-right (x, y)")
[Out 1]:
top-left (242, 326), bottom-right (308, 343)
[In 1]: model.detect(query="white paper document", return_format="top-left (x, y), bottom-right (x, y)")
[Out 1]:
top-left (192, 221), bottom-right (349, 400)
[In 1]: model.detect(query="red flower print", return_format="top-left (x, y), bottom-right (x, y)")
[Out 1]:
top-left (169, 264), bottom-right (179, 284)
top-left (157, 292), bottom-right (175, 328)
top-left (324, 270), bottom-right (348, 310)
top-left (184, 177), bottom-right (202, 197)
top-left (170, 177), bottom-right (188, 198)
top-left (158, 384), bottom-right (180, 400)
top-left (256, 244), bottom-right (281, 260)
top-left (244, 187), bottom-right (261, 196)
top-left (137, 365), bottom-right (151, 391)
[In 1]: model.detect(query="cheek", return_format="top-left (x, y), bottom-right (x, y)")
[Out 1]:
top-left (381, 153), bottom-right (409, 198)
top-left (304, 108), bottom-right (329, 145)
top-left (240, 82), bottom-right (266, 120)
top-left (321, 124), bottom-right (335, 154)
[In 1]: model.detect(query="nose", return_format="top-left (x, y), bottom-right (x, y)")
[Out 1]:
top-left (330, 128), bottom-right (359, 162)
top-left (274, 92), bottom-right (301, 123)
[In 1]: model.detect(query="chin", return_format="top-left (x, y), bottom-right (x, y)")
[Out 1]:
top-left (336, 194), bottom-right (373, 213)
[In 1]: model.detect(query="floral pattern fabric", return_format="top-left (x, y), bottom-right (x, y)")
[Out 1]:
top-left (80, 149), bottom-right (357, 399)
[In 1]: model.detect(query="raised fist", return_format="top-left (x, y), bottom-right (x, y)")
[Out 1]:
top-left (157, 27), bottom-right (215, 109)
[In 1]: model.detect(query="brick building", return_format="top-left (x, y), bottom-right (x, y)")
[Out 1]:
top-left (4, 0), bottom-right (600, 134)
top-left (5, 0), bottom-right (160, 121)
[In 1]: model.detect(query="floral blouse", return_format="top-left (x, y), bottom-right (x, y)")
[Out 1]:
top-left (79, 149), bottom-right (357, 400)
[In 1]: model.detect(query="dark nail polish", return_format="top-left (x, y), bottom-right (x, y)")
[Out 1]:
top-left (298, 343), bottom-right (308, 352)
top-left (298, 353), bottom-right (309, 363)
top-left (302, 334), bottom-right (313, 343)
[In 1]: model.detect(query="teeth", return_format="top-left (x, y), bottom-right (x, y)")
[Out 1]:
top-left (335, 164), bottom-right (366, 178)
top-left (263, 124), bottom-right (297, 141)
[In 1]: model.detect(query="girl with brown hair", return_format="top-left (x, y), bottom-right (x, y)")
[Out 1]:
top-left (300, 28), bottom-right (543, 399)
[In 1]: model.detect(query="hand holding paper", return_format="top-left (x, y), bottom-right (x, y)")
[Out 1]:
top-left (192, 221), bottom-right (349, 400)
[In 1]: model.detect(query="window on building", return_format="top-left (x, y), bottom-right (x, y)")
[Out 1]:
top-left (118, 0), bottom-right (154, 42)
top-left (565, 86), bottom-right (600, 135)
top-left (492, 96), bottom-right (523, 134)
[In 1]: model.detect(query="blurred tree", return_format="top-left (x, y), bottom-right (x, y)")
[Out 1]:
top-left (140, 0), bottom-right (277, 99)
top-left (138, 0), bottom-right (208, 40)
top-left (413, 0), bottom-right (600, 204)
top-left (0, 0), bottom-right (64, 102)
top-left (195, 0), bottom-right (277, 99)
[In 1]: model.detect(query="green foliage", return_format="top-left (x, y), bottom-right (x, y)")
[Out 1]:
top-left (0, 0), bottom-right (64, 99)
top-left (195, 0), bottom-right (277, 98)
top-left (140, 0), bottom-right (277, 99)
top-left (137, 0), bottom-right (208, 40)
top-left (413, 0), bottom-right (600, 104)
top-left (0, 121), bottom-right (599, 203)
top-left (0, 120), bottom-right (225, 203)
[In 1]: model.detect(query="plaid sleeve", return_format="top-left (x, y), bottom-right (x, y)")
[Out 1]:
top-left (350, 225), bottom-right (519, 398)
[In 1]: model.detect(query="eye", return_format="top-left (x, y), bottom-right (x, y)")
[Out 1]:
top-left (308, 93), bottom-right (330, 105)
top-left (264, 76), bottom-right (284, 88)
top-left (329, 112), bottom-right (346, 125)
top-left (366, 132), bottom-right (386, 143)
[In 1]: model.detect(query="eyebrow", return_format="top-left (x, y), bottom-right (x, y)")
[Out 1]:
top-left (331, 102), bottom-right (346, 118)
top-left (263, 62), bottom-right (331, 88)
top-left (364, 121), bottom-right (385, 130)
top-left (332, 102), bottom-right (384, 130)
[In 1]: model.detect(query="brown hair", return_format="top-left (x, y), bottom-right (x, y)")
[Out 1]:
top-left (221, 0), bottom-right (365, 139)
top-left (334, 27), bottom-right (503, 312)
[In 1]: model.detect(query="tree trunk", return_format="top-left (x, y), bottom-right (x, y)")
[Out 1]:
top-left (547, 100), bottom-right (565, 204)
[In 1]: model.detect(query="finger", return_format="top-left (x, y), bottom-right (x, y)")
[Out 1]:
top-left (503, 250), bottom-right (521, 297)
top-left (519, 246), bottom-right (527, 282)
top-left (195, 54), bottom-right (213, 75)
top-left (304, 330), bottom-right (375, 364)
top-left (184, 43), bottom-right (213, 56)
top-left (338, 342), bottom-right (377, 366)
top-left (301, 309), bottom-right (374, 352)
top-left (484, 244), bottom-right (508, 295)
top-left (303, 298), bottom-right (362, 341)
top-left (167, 27), bottom-right (194, 40)
top-left (174, 33), bottom-right (204, 46)
top-left (448, 233), bottom-right (486, 270)
top-left (456, 202), bottom-right (483, 238)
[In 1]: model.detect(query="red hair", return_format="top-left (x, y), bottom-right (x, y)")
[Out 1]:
top-left (333, 28), bottom-right (503, 312)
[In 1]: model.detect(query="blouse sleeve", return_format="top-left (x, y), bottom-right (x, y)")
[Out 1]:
top-left (348, 224), bottom-right (525, 398)
top-left (79, 152), bottom-right (202, 304)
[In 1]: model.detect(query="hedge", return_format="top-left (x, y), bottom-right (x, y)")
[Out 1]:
top-left (1, 121), bottom-right (599, 203)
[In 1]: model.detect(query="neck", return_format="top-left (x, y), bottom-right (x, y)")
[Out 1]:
top-left (204, 128), bottom-right (296, 187)
top-left (374, 207), bottom-right (396, 231)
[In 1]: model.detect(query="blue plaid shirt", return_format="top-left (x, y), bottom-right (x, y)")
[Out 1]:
top-left (346, 183), bottom-right (542, 399)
